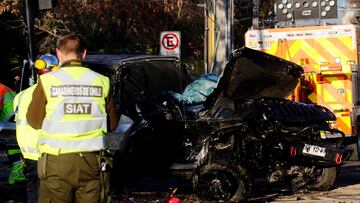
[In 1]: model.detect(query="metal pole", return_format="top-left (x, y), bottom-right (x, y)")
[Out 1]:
top-left (19, 59), bottom-right (28, 91)
top-left (252, 0), bottom-right (260, 28)
top-left (25, 0), bottom-right (36, 62)
top-left (204, 2), bottom-right (208, 74)
top-left (213, 0), bottom-right (233, 74)
top-left (210, 30), bottom-right (221, 73)
top-left (228, 0), bottom-right (234, 55)
top-left (24, 0), bottom-right (37, 86)
top-left (197, 2), bottom-right (209, 73)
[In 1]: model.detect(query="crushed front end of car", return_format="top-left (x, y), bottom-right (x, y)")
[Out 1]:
top-left (189, 48), bottom-right (353, 202)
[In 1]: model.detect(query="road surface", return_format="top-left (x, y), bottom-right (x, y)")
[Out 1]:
top-left (2, 161), bottom-right (360, 202)
top-left (269, 161), bottom-right (360, 203)
top-left (122, 161), bottom-right (360, 202)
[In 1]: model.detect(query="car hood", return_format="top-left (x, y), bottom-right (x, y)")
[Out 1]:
top-left (207, 47), bottom-right (304, 103)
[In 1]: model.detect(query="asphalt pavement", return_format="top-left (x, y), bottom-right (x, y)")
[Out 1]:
top-left (2, 161), bottom-right (360, 203)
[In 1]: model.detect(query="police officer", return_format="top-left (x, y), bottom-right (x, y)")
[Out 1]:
top-left (26, 33), bottom-right (119, 203)
top-left (14, 54), bottom-right (59, 203)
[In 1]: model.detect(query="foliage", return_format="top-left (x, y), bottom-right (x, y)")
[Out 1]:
top-left (0, 0), bottom-right (205, 73)
top-left (0, 9), bottom-right (26, 87)
top-left (0, 0), bottom-right (275, 84)
top-left (37, 0), bottom-right (204, 62)
top-left (0, 0), bottom-right (21, 15)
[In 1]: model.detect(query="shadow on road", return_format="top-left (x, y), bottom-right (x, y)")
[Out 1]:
top-left (332, 161), bottom-right (360, 188)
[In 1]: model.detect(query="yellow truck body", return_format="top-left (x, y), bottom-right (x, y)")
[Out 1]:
top-left (245, 24), bottom-right (360, 141)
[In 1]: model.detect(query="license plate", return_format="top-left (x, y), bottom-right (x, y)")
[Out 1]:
top-left (302, 144), bottom-right (326, 157)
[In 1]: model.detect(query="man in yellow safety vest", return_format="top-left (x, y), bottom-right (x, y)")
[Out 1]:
top-left (14, 54), bottom-right (60, 203)
top-left (26, 33), bottom-right (119, 203)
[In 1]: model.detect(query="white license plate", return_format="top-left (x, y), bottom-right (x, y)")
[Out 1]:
top-left (302, 144), bottom-right (326, 157)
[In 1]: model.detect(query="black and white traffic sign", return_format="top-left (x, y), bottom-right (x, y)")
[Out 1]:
top-left (160, 31), bottom-right (181, 58)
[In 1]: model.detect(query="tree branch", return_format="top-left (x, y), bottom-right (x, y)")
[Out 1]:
top-left (34, 25), bottom-right (61, 37)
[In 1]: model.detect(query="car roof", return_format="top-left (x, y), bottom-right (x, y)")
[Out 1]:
top-left (84, 53), bottom-right (179, 67)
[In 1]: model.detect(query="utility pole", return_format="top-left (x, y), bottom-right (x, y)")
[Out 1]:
top-left (202, 0), bottom-right (216, 74)
top-left (211, 0), bottom-right (234, 75)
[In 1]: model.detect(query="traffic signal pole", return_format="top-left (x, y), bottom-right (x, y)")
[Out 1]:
top-left (24, 0), bottom-right (36, 62)
top-left (23, 0), bottom-right (39, 88)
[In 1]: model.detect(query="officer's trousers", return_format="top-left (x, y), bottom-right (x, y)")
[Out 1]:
top-left (37, 152), bottom-right (101, 203)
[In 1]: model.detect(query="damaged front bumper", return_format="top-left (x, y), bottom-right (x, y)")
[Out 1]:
top-left (289, 142), bottom-right (353, 165)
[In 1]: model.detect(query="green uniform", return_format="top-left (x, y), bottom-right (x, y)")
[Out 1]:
top-left (0, 83), bottom-right (15, 121)
top-left (8, 160), bottom-right (25, 185)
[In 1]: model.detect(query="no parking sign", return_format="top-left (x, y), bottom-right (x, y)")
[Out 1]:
top-left (160, 31), bottom-right (181, 58)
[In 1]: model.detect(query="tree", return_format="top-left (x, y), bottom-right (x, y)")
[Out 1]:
top-left (0, 0), bottom-right (276, 82)
top-left (0, 1), bottom-right (26, 88)
top-left (0, 0), bottom-right (205, 82)
top-left (35, 0), bottom-right (204, 59)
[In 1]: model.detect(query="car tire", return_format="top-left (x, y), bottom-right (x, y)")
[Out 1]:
top-left (306, 167), bottom-right (338, 191)
top-left (192, 162), bottom-right (250, 202)
top-left (292, 167), bottom-right (338, 191)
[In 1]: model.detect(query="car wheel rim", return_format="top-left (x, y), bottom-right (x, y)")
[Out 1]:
top-left (197, 170), bottom-right (237, 201)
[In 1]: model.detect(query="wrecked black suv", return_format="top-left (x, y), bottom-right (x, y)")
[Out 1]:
top-left (84, 47), bottom-right (353, 202)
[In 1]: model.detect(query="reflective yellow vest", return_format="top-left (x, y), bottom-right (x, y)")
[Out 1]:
top-left (14, 85), bottom-right (40, 160)
top-left (38, 66), bottom-right (110, 155)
